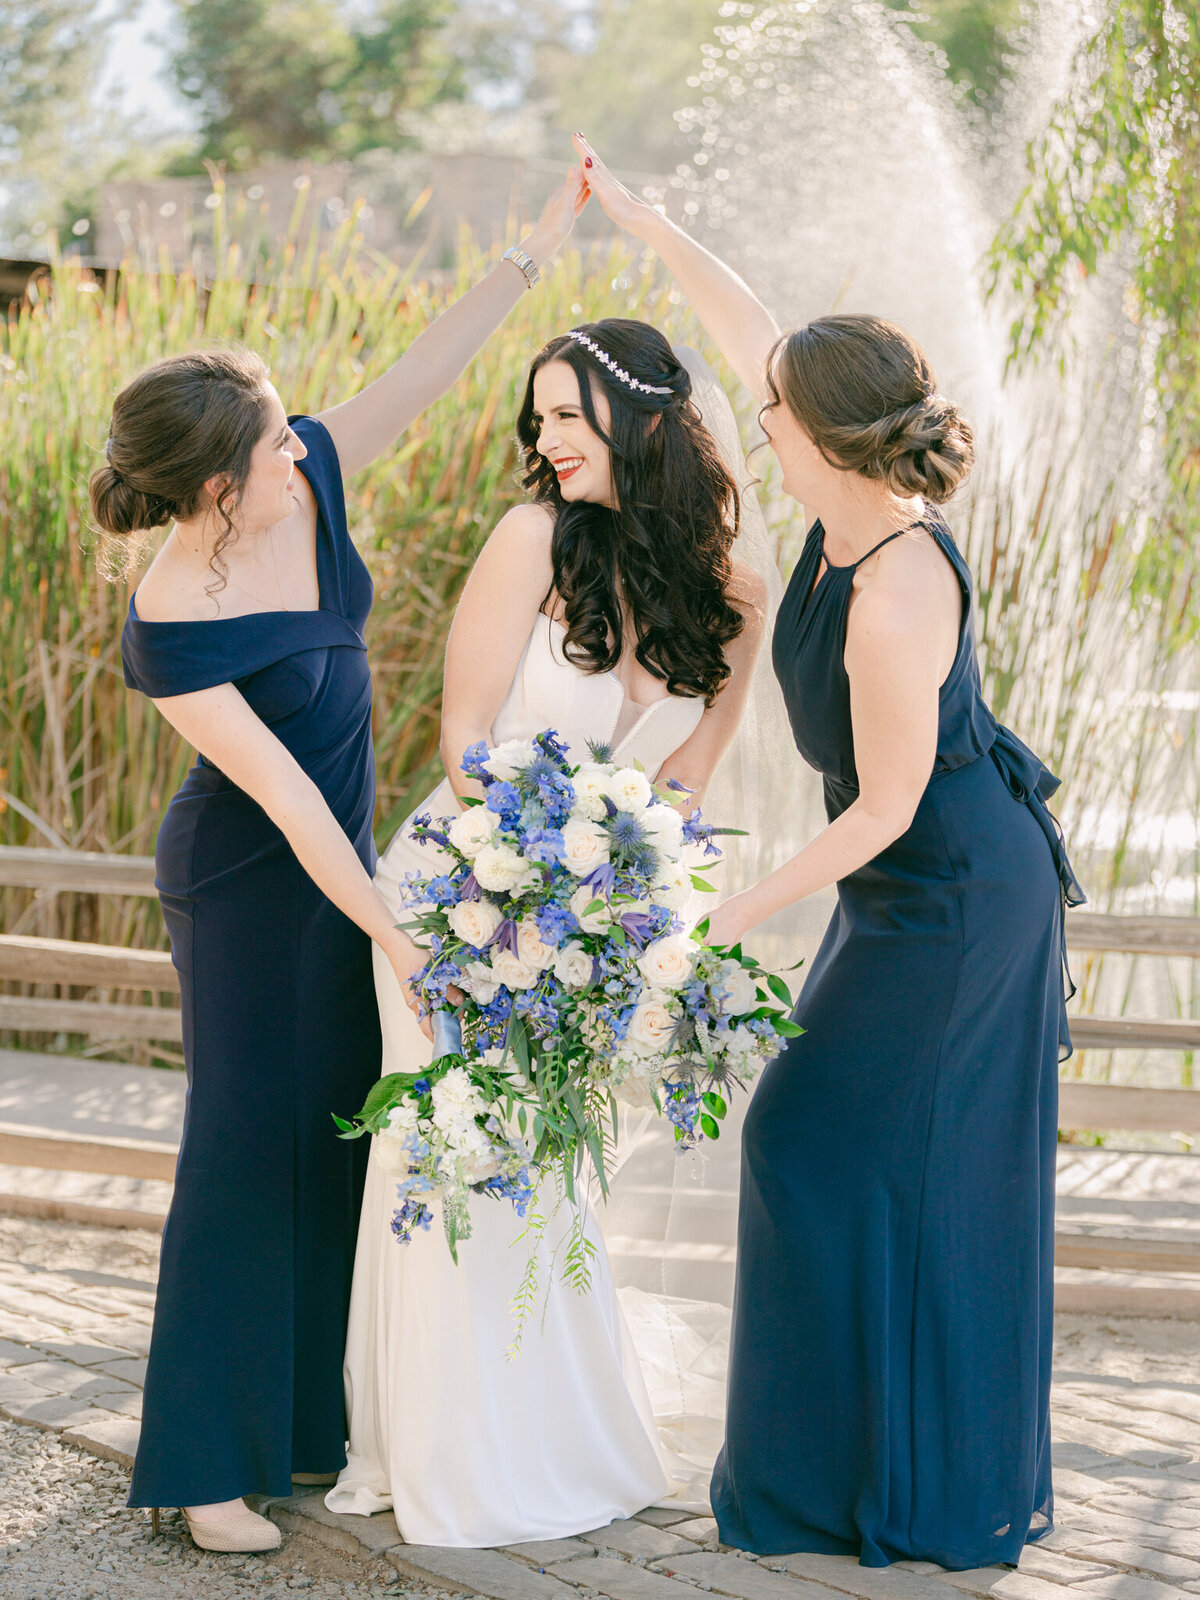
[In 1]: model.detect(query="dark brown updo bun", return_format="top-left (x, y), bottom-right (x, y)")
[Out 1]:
top-left (90, 346), bottom-right (273, 580)
top-left (769, 314), bottom-right (974, 504)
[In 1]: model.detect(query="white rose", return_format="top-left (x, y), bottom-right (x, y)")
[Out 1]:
top-left (517, 917), bottom-right (558, 970)
top-left (561, 816), bottom-right (611, 877)
top-left (373, 1100), bottom-right (421, 1174)
top-left (651, 857), bottom-right (691, 910)
top-left (636, 933), bottom-right (697, 992)
top-left (607, 766), bottom-right (653, 812)
top-left (642, 802), bottom-right (685, 853)
top-left (473, 840), bottom-right (529, 893)
top-left (490, 947), bottom-right (540, 991)
top-left (570, 882), bottom-right (612, 933)
top-left (446, 897), bottom-right (503, 949)
top-left (726, 1022), bottom-right (759, 1057)
top-left (571, 763), bottom-right (611, 822)
top-left (625, 992), bottom-right (678, 1058)
top-left (610, 1053), bottom-right (660, 1111)
top-left (459, 959), bottom-right (500, 1005)
top-left (451, 1121), bottom-right (503, 1184)
top-left (482, 738), bottom-right (538, 781)
top-left (717, 959), bottom-right (760, 1016)
top-left (431, 1066), bottom-right (485, 1118)
top-left (554, 941), bottom-right (594, 989)
top-left (480, 1046), bottom-right (508, 1069)
top-left (446, 805), bottom-right (499, 857)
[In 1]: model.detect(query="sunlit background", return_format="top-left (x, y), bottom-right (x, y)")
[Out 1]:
top-left (2, 0), bottom-right (1198, 1109)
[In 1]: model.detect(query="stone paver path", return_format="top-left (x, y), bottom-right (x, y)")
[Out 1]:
top-left (3, 1230), bottom-right (1200, 1600)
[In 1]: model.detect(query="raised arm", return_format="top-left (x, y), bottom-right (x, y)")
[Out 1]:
top-left (439, 503), bottom-right (557, 802)
top-left (573, 134), bottom-right (780, 401)
top-left (149, 684), bottom-right (430, 1029)
top-left (316, 167), bottom-right (589, 477)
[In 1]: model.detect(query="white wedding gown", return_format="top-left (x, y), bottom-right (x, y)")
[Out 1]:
top-left (327, 611), bottom-right (704, 1546)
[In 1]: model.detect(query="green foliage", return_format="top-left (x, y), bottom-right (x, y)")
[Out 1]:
top-left (172, 0), bottom-right (467, 168)
top-left (0, 0), bottom-right (127, 240)
top-left (987, 0), bottom-right (1200, 628)
top-left (883, 0), bottom-right (1027, 105)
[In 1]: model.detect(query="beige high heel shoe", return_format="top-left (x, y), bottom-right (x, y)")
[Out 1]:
top-left (150, 1503), bottom-right (282, 1552)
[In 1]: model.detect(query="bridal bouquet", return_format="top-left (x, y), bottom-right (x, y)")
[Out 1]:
top-left (336, 728), bottom-right (801, 1264)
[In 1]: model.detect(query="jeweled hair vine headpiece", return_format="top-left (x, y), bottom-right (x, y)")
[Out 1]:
top-left (566, 329), bottom-right (674, 396)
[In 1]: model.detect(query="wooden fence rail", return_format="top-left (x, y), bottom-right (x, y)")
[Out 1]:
top-left (1, 847), bottom-right (1198, 1280)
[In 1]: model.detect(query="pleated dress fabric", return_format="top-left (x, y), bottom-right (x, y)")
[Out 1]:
top-left (710, 510), bottom-right (1083, 1570)
top-left (122, 416), bottom-right (383, 1508)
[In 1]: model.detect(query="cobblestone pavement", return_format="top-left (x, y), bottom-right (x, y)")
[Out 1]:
top-left (2, 1216), bottom-right (1200, 1600)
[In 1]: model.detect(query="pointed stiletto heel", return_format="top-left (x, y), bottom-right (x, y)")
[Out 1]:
top-left (150, 1507), bottom-right (161, 1536)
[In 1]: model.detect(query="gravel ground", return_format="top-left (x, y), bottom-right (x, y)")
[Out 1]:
top-left (4, 1213), bottom-right (1199, 1600)
top-left (0, 1419), bottom-right (458, 1600)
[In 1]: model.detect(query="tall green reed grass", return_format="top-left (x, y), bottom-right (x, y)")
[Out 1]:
top-left (0, 207), bottom-right (693, 955)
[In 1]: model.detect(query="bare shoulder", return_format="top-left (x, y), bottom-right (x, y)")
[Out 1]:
top-left (857, 527), bottom-right (958, 627)
top-left (486, 499), bottom-right (556, 552)
top-left (132, 540), bottom-right (210, 623)
top-left (727, 557), bottom-right (769, 636)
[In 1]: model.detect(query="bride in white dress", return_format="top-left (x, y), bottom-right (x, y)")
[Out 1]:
top-left (327, 319), bottom-right (768, 1546)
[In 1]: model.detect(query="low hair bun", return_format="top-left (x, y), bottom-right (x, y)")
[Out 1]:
top-left (871, 394), bottom-right (975, 505)
top-left (89, 463), bottom-right (175, 536)
top-left (770, 313), bottom-right (975, 505)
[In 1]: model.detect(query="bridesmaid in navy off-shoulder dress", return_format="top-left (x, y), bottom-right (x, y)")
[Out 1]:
top-left (710, 507), bottom-right (1083, 1568)
top-left (122, 417), bottom-right (380, 1506)
top-left (100, 164), bottom-right (589, 1536)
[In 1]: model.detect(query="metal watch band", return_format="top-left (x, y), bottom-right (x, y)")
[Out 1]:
top-left (501, 247), bottom-right (541, 290)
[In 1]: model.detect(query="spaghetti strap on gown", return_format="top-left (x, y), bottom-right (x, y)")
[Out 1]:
top-left (121, 416), bottom-right (382, 1507)
top-left (711, 511), bottom-right (1084, 1569)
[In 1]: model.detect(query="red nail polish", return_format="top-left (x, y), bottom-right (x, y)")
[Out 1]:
top-left (585, 157), bottom-right (593, 168)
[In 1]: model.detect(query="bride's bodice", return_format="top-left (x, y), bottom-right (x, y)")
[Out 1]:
top-left (377, 613), bottom-right (704, 899)
top-left (491, 613), bottom-right (704, 780)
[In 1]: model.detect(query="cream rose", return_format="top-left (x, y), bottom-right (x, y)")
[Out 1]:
top-left (625, 993), bottom-right (677, 1058)
top-left (446, 804), bottom-right (499, 856)
top-left (482, 738), bottom-right (538, 781)
top-left (636, 933), bottom-right (697, 991)
top-left (571, 762), bottom-right (611, 822)
top-left (452, 1122), bottom-right (503, 1184)
top-left (651, 857), bottom-right (691, 910)
top-left (607, 766), bottom-right (653, 812)
top-left (561, 816), bottom-right (611, 877)
top-left (459, 960), bottom-right (500, 1004)
top-left (517, 917), bottom-right (558, 971)
top-left (472, 840), bottom-right (529, 893)
top-left (446, 897), bottom-right (503, 949)
top-left (489, 947), bottom-right (540, 991)
top-left (553, 941), bottom-right (594, 990)
top-left (570, 882), bottom-right (613, 933)
top-left (717, 959), bottom-right (760, 1016)
top-left (641, 802), bottom-right (685, 853)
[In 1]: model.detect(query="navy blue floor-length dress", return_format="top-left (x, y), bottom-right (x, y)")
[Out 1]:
top-left (122, 416), bottom-right (382, 1508)
top-left (711, 510), bottom-right (1083, 1569)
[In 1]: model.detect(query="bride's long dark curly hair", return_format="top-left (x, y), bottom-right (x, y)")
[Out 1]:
top-left (516, 319), bottom-right (744, 706)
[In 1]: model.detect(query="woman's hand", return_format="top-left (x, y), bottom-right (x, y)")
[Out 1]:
top-left (524, 163), bottom-right (591, 264)
top-left (380, 929), bottom-right (434, 1041)
top-left (700, 893), bottom-right (758, 950)
top-left (571, 134), bottom-right (654, 238)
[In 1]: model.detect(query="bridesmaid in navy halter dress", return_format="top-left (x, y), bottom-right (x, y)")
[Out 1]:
top-left (91, 168), bottom-right (587, 1553)
top-left (577, 134), bottom-right (1083, 1571)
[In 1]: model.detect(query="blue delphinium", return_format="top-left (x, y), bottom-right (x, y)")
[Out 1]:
top-left (391, 1197), bottom-right (434, 1241)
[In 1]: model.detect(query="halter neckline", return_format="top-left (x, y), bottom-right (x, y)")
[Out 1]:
top-left (819, 513), bottom-right (931, 573)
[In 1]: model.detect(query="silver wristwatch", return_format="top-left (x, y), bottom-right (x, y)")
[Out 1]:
top-left (501, 247), bottom-right (541, 290)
